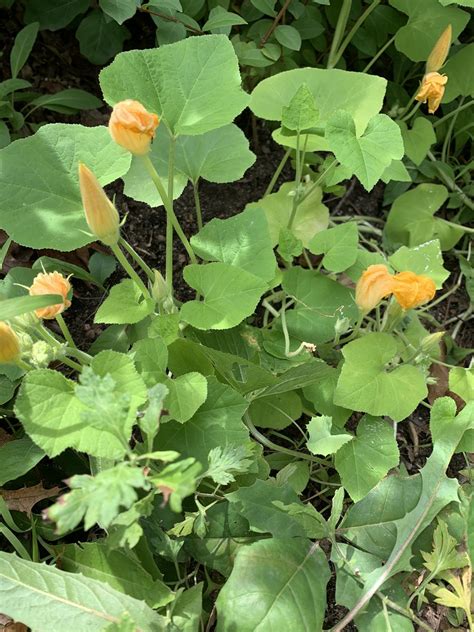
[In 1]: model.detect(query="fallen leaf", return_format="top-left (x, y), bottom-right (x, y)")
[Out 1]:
top-left (0, 483), bottom-right (61, 516)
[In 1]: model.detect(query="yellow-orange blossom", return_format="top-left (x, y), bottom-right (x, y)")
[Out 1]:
top-left (109, 99), bottom-right (159, 155)
top-left (0, 322), bottom-right (20, 364)
top-left (29, 272), bottom-right (72, 319)
top-left (356, 265), bottom-right (436, 312)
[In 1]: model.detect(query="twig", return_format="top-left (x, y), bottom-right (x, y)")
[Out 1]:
top-left (259, 0), bottom-right (292, 48)
top-left (139, 6), bottom-right (205, 35)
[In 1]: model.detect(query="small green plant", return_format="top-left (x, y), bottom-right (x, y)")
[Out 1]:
top-left (0, 32), bottom-right (472, 632)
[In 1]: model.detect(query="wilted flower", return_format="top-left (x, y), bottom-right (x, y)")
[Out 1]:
top-left (392, 271), bottom-right (436, 310)
top-left (415, 72), bottom-right (448, 114)
top-left (355, 265), bottom-right (395, 312)
top-left (426, 25), bottom-right (452, 73)
top-left (109, 99), bottom-right (159, 155)
top-left (79, 163), bottom-right (120, 246)
top-left (29, 272), bottom-right (72, 320)
top-left (0, 322), bottom-right (20, 364)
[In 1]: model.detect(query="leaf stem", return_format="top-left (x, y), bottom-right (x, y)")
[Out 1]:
top-left (330, 0), bottom-right (381, 69)
top-left (193, 181), bottom-right (203, 232)
top-left (110, 243), bottom-right (151, 301)
top-left (264, 147), bottom-right (291, 197)
top-left (433, 99), bottom-right (474, 127)
top-left (327, 0), bottom-right (352, 69)
top-left (55, 314), bottom-right (76, 349)
top-left (119, 237), bottom-right (155, 282)
top-left (363, 34), bottom-right (396, 73)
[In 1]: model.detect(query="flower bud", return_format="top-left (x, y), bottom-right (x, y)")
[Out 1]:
top-left (426, 25), bottom-right (452, 73)
top-left (78, 163), bottom-right (120, 246)
top-left (29, 272), bottom-right (72, 320)
top-left (109, 100), bottom-right (159, 156)
top-left (0, 322), bottom-right (20, 364)
top-left (391, 271), bottom-right (436, 310)
top-left (355, 265), bottom-right (394, 313)
top-left (420, 331), bottom-right (445, 355)
top-left (415, 72), bottom-right (448, 114)
top-left (30, 340), bottom-right (65, 369)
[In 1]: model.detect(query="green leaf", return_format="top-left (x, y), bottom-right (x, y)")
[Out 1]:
top-left (303, 365), bottom-right (352, 428)
top-left (384, 183), bottom-right (464, 250)
top-left (202, 6), bottom-right (247, 30)
top-left (334, 333), bottom-right (428, 421)
top-left (99, 0), bottom-right (137, 24)
top-left (274, 25), bottom-right (302, 51)
top-left (216, 539), bottom-right (329, 632)
top-left (282, 267), bottom-right (358, 344)
top-left (326, 111), bottom-right (404, 191)
top-left (250, 68), bottom-right (387, 151)
top-left (76, 10), bottom-right (129, 65)
top-left (48, 463), bottom-right (149, 533)
top-left (88, 252), bottom-right (116, 286)
top-left (250, 0), bottom-right (276, 16)
top-left (281, 84), bottom-right (319, 131)
top-left (95, 280), bottom-right (154, 325)
top-left (0, 436), bottom-right (44, 486)
top-left (206, 444), bottom-right (254, 485)
top-left (449, 367), bottom-right (474, 403)
top-left (0, 294), bottom-right (62, 320)
top-left (226, 478), bottom-right (308, 537)
top-left (156, 378), bottom-right (249, 467)
top-left (0, 375), bottom-right (15, 404)
top-left (132, 337), bottom-right (168, 387)
top-left (248, 391), bottom-right (302, 430)
top-left (0, 124), bottom-right (130, 251)
top-left (309, 222), bottom-right (359, 272)
top-left (29, 89), bottom-right (102, 113)
top-left (399, 117), bottom-right (436, 166)
top-left (100, 35), bottom-right (249, 136)
top-left (421, 520), bottom-right (468, 575)
top-left (10, 22), bottom-right (39, 78)
top-left (335, 415), bottom-right (399, 502)
top-left (191, 207), bottom-right (276, 282)
top-left (165, 372), bottom-right (208, 423)
top-left (0, 551), bottom-right (165, 631)
top-left (306, 415), bottom-right (352, 456)
top-left (152, 457), bottom-right (201, 512)
top-left (389, 0), bottom-right (470, 62)
top-left (24, 0), bottom-right (89, 30)
top-left (169, 584), bottom-right (203, 632)
top-left (0, 78), bottom-right (31, 98)
top-left (277, 227), bottom-right (303, 262)
top-left (443, 43), bottom-right (474, 102)
top-left (58, 541), bottom-right (172, 608)
top-left (388, 239), bottom-right (448, 289)
top-left (249, 182), bottom-right (329, 248)
top-left (15, 351), bottom-right (146, 458)
top-left (181, 263), bottom-right (267, 330)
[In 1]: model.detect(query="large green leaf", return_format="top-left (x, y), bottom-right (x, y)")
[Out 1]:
top-left (15, 351), bottom-right (146, 458)
top-left (100, 35), bottom-right (249, 136)
top-left (389, 0), bottom-right (470, 62)
top-left (191, 207), bottom-right (276, 282)
top-left (157, 378), bottom-right (249, 467)
top-left (282, 267), bottom-right (358, 344)
top-left (250, 68), bottom-right (386, 142)
top-left (306, 415), bottom-right (353, 457)
top-left (308, 222), bottom-right (359, 272)
top-left (0, 124), bottom-right (130, 250)
top-left (165, 372), bottom-right (208, 423)
top-left (181, 263), bottom-right (267, 330)
top-left (0, 551), bottom-right (165, 631)
top-left (443, 43), bottom-right (474, 103)
top-left (388, 239), bottom-right (449, 289)
top-left (399, 117), bottom-right (436, 166)
top-left (248, 391), bottom-right (302, 430)
top-left (99, 0), bottom-right (137, 24)
top-left (384, 184), bottom-right (464, 250)
top-left (334, 333), bottom-right (427, 421)
top-left (248, 182), bottom-right (329, 248)
top-left (0, 436), bottom-right (44, 486)
top-left (326, 111), bottom-right (404, 191)
top-left (95, 280), bottom-right (155, 325)
top-left (216, 539), bottom-right (329, 632)
top-left (334, 415), bottom-right (400, 502)
top-left (303, 366), bottom-right (352, 428)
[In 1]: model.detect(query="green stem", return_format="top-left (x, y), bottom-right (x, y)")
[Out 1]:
top-left (110, 243), bottom-right (151, 300)
top-left (399, 100), bottom-right (421, 123)
top-left (441, 96), bottom-right (464, 162)
top-left (433, 99), bottom-right (474, 128)
top-left (287, 131), bottom-right (302, 230)
top-left (427, 151), bottom-right (474, 211)
top-left (363, 34), bottom-right (396, 73)
top-left (119, 237), bottom-right (155, 282)
top-left (36, 325), bottom-right (83, 371)
top-left (55, 314), bottom-right (76, 349)
top-left (331, 0), bottom-right (381, 69)
top-left (16, 359), bottom-right (32, 372)
top-left (298, 159), bottom-right (338, 206)
top-left (141, 155), bottom-right (197, 266)
top-left (264, 147), bottom-right (291, 197)
top-left (166, 136), bottom-right (176, 290)
top-left (327, 0), bottom-right (352, 69)
top-left (193, 181), bottom-right (203, 232)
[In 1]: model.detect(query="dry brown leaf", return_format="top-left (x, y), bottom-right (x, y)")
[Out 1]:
top-left (0, 483), bottom-right (61, 515)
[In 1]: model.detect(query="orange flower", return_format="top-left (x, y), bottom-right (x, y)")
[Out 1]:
top-left (355, 265), bottom-right (395, 312)
top-left (109, 99), bottom-right (159, 155)
top-left (392, 271), bottom-right (436, 310)
top-left (415, 72), bottom-right (448, 114)
top-left (426, 25), bottom-right (452, 73)
top-left (29, 272), bottom-right (72, 320)
top-left (0, 322), bottom-right (20, 364)
top-left (78, 163), bottom-right (120, 246)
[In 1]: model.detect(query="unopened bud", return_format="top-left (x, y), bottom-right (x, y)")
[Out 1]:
top-left (420, 331), bottom-right (445, 354)
top-left (78, 163), bottom-right (120, 246)
top-left (0, 322), bottom-right (20, 364)
top-left (426, 25), bottom-right (452, 73)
